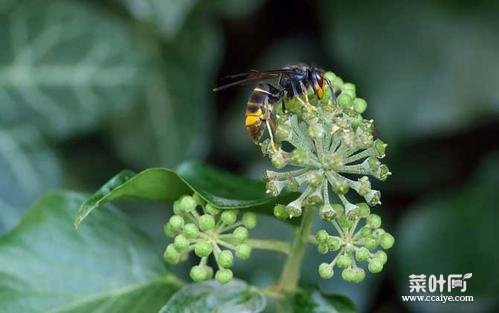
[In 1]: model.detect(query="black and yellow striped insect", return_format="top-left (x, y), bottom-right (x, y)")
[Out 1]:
top-left (213, 64), bottom-right (334, 146)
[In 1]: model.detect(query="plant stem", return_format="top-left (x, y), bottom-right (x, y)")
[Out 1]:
top-left (275, 206), bottom-right (315, 293)
top-left (246, 239), bottom-right (290, 255)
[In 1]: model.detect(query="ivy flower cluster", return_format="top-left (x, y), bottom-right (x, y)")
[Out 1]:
top-left (315, 206), bottom-right (394, 282)
top-left (260, 71), bottom-right (394, 282)
top-left (163, 194), bottom-right (257, 284)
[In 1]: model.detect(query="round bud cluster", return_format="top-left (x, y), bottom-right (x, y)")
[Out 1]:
top-left (261, 71), bottom-right (390, 219)
top-left (163, 194), bottom-right (257, 284)
top-left (253, 70), bottom-right (394, 283)
top-left (315, 209), bottom-right (394, 282)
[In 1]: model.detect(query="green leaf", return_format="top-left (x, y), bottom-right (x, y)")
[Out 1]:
top-left (281, 288), bottom-right (356, 313)
top-left (0, 0), bottom-right (147, 139)
top-left (159, 279), bottom-right (266, 313)
top-left (395, 153), bottom-right (499, 312)
top-left (0, 126), bottom-right (60, 234)
top-left (110, 18), bottom-right (221, 168)
top-left (75, 161), bottom-right (297, 228)
top-left (0, 191), bottom-right (182, 312)
top-left (119, 0), bottom-right (199, 39)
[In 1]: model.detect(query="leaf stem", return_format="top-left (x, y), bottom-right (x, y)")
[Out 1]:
top-left (246, 239), bottom-right (290, 255)
top-left (275, 206), bottom-right (314, 293)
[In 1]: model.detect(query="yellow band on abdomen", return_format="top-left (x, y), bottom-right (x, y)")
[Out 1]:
top-left (245, 115), bottom-right (261, 127)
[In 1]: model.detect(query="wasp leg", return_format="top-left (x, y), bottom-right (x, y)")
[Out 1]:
top-left (299, 81), bottom-right (317, 112)
top-left (265, 118), bottom-right (277, 152)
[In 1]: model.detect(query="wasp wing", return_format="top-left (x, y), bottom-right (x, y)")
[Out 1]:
top-left (213, 69), bottom-right (295, 92)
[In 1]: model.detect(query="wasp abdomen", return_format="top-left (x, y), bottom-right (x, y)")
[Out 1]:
top-left (245, 85), bottom-right (274, 142)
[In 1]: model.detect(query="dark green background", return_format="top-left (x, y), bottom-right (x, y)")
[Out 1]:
top-left (0, 0), bottom-right (498, 312)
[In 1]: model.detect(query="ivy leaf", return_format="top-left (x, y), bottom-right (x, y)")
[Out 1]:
top-left (282, 288), bottom-right (357, 313)
top-left (110, 19), bottom-right (221, 168)
top-left (75, 161), bottom-right (297, 228)
top-left (0, 0), bottom-right (147, 139)
top-left (0, 191), bottom-right (182, 312)
top-left (0, 126), bottom-right (60, 234)
top-left (159, 279), bottom-right (266, 313)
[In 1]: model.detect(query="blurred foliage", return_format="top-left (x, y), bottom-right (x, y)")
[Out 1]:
top-left (395, 153), bottom-right (499, 313)
top-left (0, 0), bottom-right (498, 312)
top-left (0, 192), bottom-right (180, 312)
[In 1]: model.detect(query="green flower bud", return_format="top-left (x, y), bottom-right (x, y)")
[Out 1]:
top-left (317, 243), bottom-right (329, 254)
top-left (303, 190), bottom-right (323, 207)
top-left (365, 190), bottom-right (381, 206)
top-left (194, 241), bottom-right (213, 258)
top-left (378, 164), bottom-right (391, 181)
top-left (205, 204), bottom-right (220, 215)
top-left (168, 215), bottom-right (184, 232)
top-left (372, 228), bottom-right (386, 238)
top-left (275, 124), bottom-right (292, 142)
top-left (380, 233), bottom-right (395, 249)
top-left (221, 210), bottom-right (238, 225)
top-left (332, 181), bottom-right (349, 195)
top-left (163, 244), bottom-right (180, 264)
top-left (368, 259), bottom-right (384, 273)
top-left (271, 151), bottom-right (287, 169)
top-left (331, 76), bottom-right (344, 90)
top-left (286, 97), bottom-right (302, 113)
top-left (173, 234), bottom-right (189, 251)
top-left (337, 215), bottom-right (353, 229)
top-left (318, 263), bottom-right (334, 279)
top-left (355, 247), bottom-right (370, 262)
top-left (353, 98), bottom-right (367, 114)
top-left (337, 93), bottom-right (353, 109)
top-left (163, 222), bottom-right (177, 238)
top-left (286, 177), bottom-right (300, 192)
top-left (357, 203), bottom-right (370, 217)
top-left (199, 214), bottom-right (216, 231)
top-left (343, 82), bottom-right (356, 95)
top-left (341, 268), bottom-right (355, 282)
top-left (326, 154), bottom-right (343, 170)
top-left (351, 115), bottom-right (363, 129)
top-left (308, 121), bottom-right (325, 139)
top-left (218, 250), bottom-right (234, 268)
top-left (173, 200), bottom-right (183, 215)
top-left (327, 236), bottom-right (342, 251)
top-left (236, 243), bottom-right (252, 260)
top-left (190, 265), bottom-right (209, 282)
top-left (332, 203), bottom-right (345, 215)
top-left (192, 193), bottom-right (205, 206)
top-left (183, 223), bottom-right (199, 239)
top-left (308, 171), bottom-right (324, 187)
top-left (364, 237), bottom-right (378, 250)
top-left (233, 226), bottom-right (249, 243)
top-left (319, 203), bottom-right (336, 221)
top-left (290, 149), bottom-right (309, 166)
top-left (374, 139), bottom-right (387, 158)
top-left (316, 229), bottom-right (329, 244)
top-left (215, 269), bottom-right (233, 284)
top-left (285, 199), bottom-right (303, 218)
top-left (374, 250), bottom-right (388, 264)
top-left (273, 204), bottom-right (288, 220)
top-left (178, 195), bottom-right (197, 213)
top-left (336, 254), bottom-right (353, 269)
top-left (352, 267), bottom-right (366, 283)
top-left (242, 212), bottom-right (257, 229)
top-left (367, 214), bottom-right (382, 228)
top-left (359, 226), bottom-right (372, 237)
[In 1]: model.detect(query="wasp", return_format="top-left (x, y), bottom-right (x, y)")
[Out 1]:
top-left (213, 64), bottom-right (334, 148)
